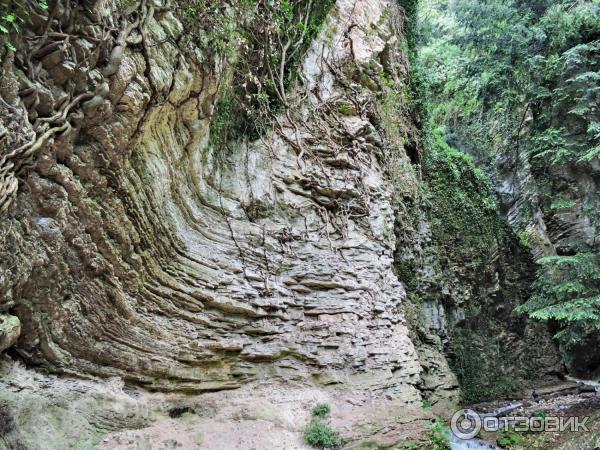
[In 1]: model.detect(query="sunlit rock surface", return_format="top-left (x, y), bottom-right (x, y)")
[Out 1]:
top-left (0, 0), bottom-right (430, 399)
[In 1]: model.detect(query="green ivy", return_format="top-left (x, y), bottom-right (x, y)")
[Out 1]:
top-left (0, 1), bottom-right (48, 54)
top-left (423, 130), bottom-right (503, 265)
top-left (451, 331), bottom-right (521, 403)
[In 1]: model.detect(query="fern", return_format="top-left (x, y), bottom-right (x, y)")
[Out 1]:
top-left (579, 144), bottom-right (600, 162)
top-left (530, 128), bottom-right (573, 165)
top-left (517, 253), bottom-right (600, 351)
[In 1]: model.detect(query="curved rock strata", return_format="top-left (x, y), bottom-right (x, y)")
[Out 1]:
top-left (0, 0), bottom-right (428, 401)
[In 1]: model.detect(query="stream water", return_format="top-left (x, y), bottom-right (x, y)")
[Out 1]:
top-left (566, 375), bottom-right (600, 394)
top-left (449, 378), bottom-right (600, 450)
top-left (451, 435), bottom-right (500, 450)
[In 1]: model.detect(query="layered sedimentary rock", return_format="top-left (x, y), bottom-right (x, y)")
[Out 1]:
top-left (0, 358), bottom-right (152, 450)
top-left (0, 358), bottom-right (436, 450)
top-left (0, 0), bottom-right (431, 400)
top-left (395, 141), bottom-right (563, 401)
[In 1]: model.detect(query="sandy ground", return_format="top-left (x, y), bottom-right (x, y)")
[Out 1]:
top-left (97, 380), bottom-right (437, 450)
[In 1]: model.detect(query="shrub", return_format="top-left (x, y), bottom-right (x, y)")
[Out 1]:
top-left (497, 430), bottom-right (527, 448)
top-left (311, 403), bottom-right (331, 418)
top-left (304, 403), bottom-right (341, 449)
top-left (303, 421), bottom-right (342, 450)
top-left (423, 419), bottom-right (451, 450)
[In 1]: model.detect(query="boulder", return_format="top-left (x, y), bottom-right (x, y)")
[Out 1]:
top-left (0, 315), bottom-right (20, 353)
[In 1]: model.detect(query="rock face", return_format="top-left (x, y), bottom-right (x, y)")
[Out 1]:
top-left (491, 140), bottom-right (600, 373)
top-left (0, 0), bottom-right (568, 447)
top-left (0, 353), bottom-right (436, 450)
top-left (0, 357), bottom-right (151, 450)
top-left (395, 141), bottom-right (563, 402)
top-left (0, 0), bottom-right (428, 400)
top-left (0, 315), bottom-right (20, 353)
top-left (440, 27), bottom-right (600, 374)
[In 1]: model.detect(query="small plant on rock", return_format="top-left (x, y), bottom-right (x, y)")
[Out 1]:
top-left (304, 403), bottom-right (342, 450)
top-left (304, 421), bottom-right (342, 450)
top-left (423, 419), bottom-right (451, 450)
top-left (312, 403), bottom-right (331, 418)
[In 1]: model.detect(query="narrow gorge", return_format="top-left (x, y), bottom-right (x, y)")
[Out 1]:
top-left (0, 0), bottom-right (598, 449)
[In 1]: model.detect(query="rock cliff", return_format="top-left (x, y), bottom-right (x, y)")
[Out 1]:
top-left (0, 0), bottom-right (431, 397)
top-left (0, 0), bottom-right (565, 448)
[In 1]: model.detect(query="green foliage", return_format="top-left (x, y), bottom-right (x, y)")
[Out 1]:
top-left (423, 130), bottom-right (503, 265)
top-left (397, 0), bottom-right (420, 56)
top-left (208, 84), bottom-right (253, 153)
top-left (497, 429), bottom-right (527, 449)
top-left (0, 1), bottom-right (47, 53)
top-left (175, 1), bottom-right (247, 59)
top-left (581, 121), bottom-right (600, 162)
top-left (530, 127), bottom-right (572, 165)
top-left (404, 128), bottom-right (523, 402)
top-left (518, 227), bottom-right (535, 248)
top-left (583, 198), bottom-right (600, 232)
top-left (421, 399), bottom-right (433, 409)
top-left (496, 427), bottom-right (547, 449)
top-left (0, 11), bottom-right (19, 36)
top-left (395, 121), bottom-right (506, 306)
top-left (516, 252), bottom-right (600, 356)
top-left (304, 403), bottom-right (341, 449)
top-left (378, 72), bottom-right (420, 161)
top-left (303, 421), bottom-right (342, 450)
top-left (418, 0), bottom-right (600, 371)
top-left (451, 331), bottom-right (520, 403)
top-left (180, 0), bottom-right (336, 151)
top-left (422, 419), bottom-right (451, 450)
top-left (549, 197), bottom-right (577, 211)
top-left (311, 404), bottom-right (331, 418)
top-left (418, 0), bottom-right (600, 168)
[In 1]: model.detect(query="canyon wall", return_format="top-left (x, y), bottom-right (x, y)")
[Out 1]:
top-left (0, 0), bottom-right (432, 397)
top-left (0, 0), bottom-right (567, 447)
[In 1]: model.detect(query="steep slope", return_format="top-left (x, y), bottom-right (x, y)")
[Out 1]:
top-left (396, 133), bottom-right (562, 403)
top-left (0, 0), bottom-right (572, 448)
top-left (417, 0), bottom-right (600, 376)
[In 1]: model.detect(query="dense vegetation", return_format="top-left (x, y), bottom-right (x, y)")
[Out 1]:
top-left (417, 131), bottom-right (533, 403)
top-left (420, 0), bottom-right (600, 165)
top-left (0, 1), bottom-right (48, 54)
top-left (172, 0), bottom-right (336, 151)
top-left (516, 252), bottom-right (600, 369)
top-left (417, 0), bottom-right (600, 373)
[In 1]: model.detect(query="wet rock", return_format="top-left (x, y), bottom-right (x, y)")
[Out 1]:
top-left (533, 382), bottom-right (581, 398)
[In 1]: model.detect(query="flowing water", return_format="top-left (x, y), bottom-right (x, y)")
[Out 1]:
top-left (566, 375), bottom-right (600, 394)
top-left (450, 378), bottom-right (600, 450)
top-left (451, 435), bottom-right (500, 450)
